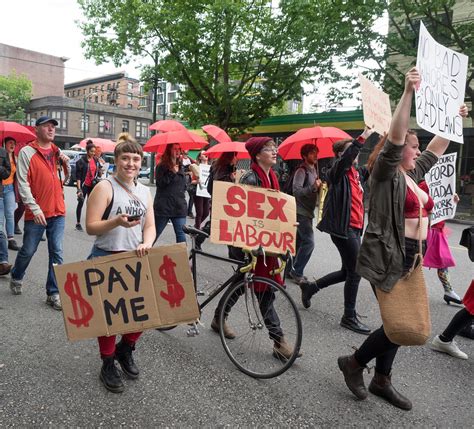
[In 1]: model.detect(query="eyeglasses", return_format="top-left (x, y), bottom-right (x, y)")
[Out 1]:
top-left (261, 146), bottom-right (277, 153)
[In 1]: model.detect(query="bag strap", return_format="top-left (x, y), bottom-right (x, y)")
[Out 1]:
top-left (113, 176), bottom-right (147, 211)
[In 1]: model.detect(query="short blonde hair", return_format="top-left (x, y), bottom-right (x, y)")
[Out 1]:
top-left (115, 133), bottom-right (143, 158)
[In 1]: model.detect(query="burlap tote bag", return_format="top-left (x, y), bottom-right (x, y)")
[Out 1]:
top-left (375, 205), bottom-right (431, 346)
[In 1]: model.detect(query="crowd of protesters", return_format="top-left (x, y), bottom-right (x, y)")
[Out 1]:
top-left (1, 67), bottom-right (472, 405)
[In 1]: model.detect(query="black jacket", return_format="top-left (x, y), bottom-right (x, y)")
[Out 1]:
top-left (76, 155), bottom-right (100, 186)
top-left (0, 148), bottom-right (11, 197)
top-left (153, 163), bottom-right (187, 217)
top-left (317, 139), bottom-right (368, 238)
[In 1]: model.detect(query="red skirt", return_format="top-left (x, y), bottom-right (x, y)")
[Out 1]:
top-left (423, 227), bottom-right (455, 269)
top-left (463, 280), bottom-right (474, 315)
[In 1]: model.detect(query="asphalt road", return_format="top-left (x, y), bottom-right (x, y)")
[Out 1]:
top-left (0, 183), bottom-right (473, 427)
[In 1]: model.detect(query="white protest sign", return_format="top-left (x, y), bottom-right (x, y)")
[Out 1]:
top-left (359, 74), bottom-right (392, 135)
top-left (425, 153), bottom-right (457, 225)
top-left (415, 21), bottom-right (468, 144)
top-left (196, 164), bottom-right (211, 198)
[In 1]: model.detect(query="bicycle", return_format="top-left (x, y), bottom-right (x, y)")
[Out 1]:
top-left (157, 224), bottom-right (303, 379)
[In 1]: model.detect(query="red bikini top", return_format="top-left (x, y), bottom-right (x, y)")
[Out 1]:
top-left (404, 183), bottom-right (434, 218)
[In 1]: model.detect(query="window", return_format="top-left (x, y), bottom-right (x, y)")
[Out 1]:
top-left (99, 115), bottom-right (114, 135)
top-left (158, 105), bottom-right (166, 116)
top-left (170, 83), bottom-right (180, 91)
top-left (72, 90), bottom-right (76, 97)
top-left (157, 93), bottom-right (164, 104)
top-left (100, 95), bottom-right (104, 102)
top-left (128, 103), bottom-right (133, 109)
top-left (122, 120), bottom-right (129, 133)
top-left (83, 89), bottom-right (86, 95)
top-left (135, 121), bottom-right (149, 139)
top-left (128, 82), bottom-right (134, 90)
top-left (81, 114), bottom-right (90, 132)
top-left (66, 91), bottom-right (70, 97)
top-left (25, 113), bottom-right (36, 126)
top-left (167, 92), bottom-right (177, 103)
top-left (49, 110), bottom-right (67, 130)
top-left (128, 92), bottom-right (133, 100)
top-left (101, 85), bottom-right (104, 91)
top-left (89, 88), bottom-right (93, 93)
top-left (94, 96), bottom-right (99, 103)
top-left (107, 83), bottom-right (111, 90)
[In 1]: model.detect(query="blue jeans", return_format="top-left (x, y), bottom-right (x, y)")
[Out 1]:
top-left (11, 216), bottom-right (65, 296)
top-left (0, 196), bottom-right (8, 263)
top-left (155, 216), bottom-right (186, 243)
top-left (3, 184), bottom-right (15, 238)
top-left (292, 214), bottom-right (314, 277)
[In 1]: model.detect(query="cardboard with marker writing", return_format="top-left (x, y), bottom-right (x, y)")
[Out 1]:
top-left (54, 245), bottom-right (199, 341)
top-left (210, 181), bottom-right (297, 255)
top-left (359, 74), bottom-right (392, 135)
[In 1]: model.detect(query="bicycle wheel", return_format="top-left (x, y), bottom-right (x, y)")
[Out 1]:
top-left (218, 276), bottom-right (302, 379)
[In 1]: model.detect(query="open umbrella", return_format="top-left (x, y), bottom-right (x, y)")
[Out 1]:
top-left (277, 126), bottom-right (351, 160)
top-left (202, 125), bottom-right (232, 143)
top-left (204, 141), bottom-right (250, 159)
top-left (149, 119), bottom-right (186, 133)
top-left (79, 138), bottom-right (117, 152)
top-left (143, 130), bottom-right (207, 153)
top-left (0, 121), bottom-right (36, 145)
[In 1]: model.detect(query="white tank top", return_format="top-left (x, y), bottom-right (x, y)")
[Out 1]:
top-left (94, 176), bottom-right (150, 251)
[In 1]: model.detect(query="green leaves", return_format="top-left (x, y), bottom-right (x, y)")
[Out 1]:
top-left (0, 72), bottom-right (32, 122)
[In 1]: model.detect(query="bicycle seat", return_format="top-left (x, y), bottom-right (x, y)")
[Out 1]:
top-left (182, 224), bottom-right (210, 238)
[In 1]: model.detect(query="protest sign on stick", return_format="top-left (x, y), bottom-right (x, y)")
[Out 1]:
top-left (359, 74), bottom-right (392, 135)
top-left (210, 181), bottom-right (297, 255)
top-left (425, 153), bottom-right (457, 225)
top-left (54, 244), bottom-right (199, 341)
top-left (196, 164), bottom-right (211, 198)
top-left (415, 21), bottom-right (468, 144)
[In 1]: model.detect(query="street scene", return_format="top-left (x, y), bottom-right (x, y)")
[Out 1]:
top-left (1, 0), bottom-right (474, 427)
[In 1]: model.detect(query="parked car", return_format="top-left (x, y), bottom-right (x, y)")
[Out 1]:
top-left (139, 167), bottom-right (150, 179)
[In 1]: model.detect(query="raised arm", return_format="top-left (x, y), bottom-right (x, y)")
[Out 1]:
top-left (388, 68), bottom-right (420, 146)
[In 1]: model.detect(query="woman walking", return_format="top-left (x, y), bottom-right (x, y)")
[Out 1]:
top-left (3, 138), bottom-right (20, 250)
top-left (189, 151), bottom-right (210, 229)
top-left (86, 133), bottom-right (155, 393)
top-left (154, 143), bottom-right (187, 243)
top-left (337, 68), bottom-right (468, 410)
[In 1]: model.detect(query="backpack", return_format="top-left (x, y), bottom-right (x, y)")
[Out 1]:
top-left (282, 165), bottom-right (308, 196)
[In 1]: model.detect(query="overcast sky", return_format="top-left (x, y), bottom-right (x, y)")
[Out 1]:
top-left (1, 0), bottom-right (387, 112)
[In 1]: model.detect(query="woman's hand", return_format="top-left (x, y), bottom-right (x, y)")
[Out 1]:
top-left (360, 126), bottom-right (375, 140)
top-left (459, 104), bottom-right (469, 118)
top-left (453, 193), bottom-right (460, 204)
top-left (136, 242), bottom-right (152, 257)
top-left (404, 67), bottom-right (420, 93)
top-left (115, 214), bottom-right (141, 228)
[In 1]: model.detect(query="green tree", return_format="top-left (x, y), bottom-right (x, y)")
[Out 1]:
top-left (344, 0), bottom-right (474, 118)
top-left (78, 0), bottom-right (384, 133)
top-left (0, 72), bottom-right (32, 122)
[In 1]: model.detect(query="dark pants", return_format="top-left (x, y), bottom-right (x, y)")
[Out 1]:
top-left (75, 184), bottom-right (93, 224)
top-left (14, 200), bottom-right (25, 227)
top-left (354, 237), bottom-right (426, 375)
top-left (291, 214), bottom-right (314, 277)
top-left (317, 228), bottom-right (362, 317)
top-left (440, 308), bottom-right (473, 342)
top-left (187, 189), bottom-right (195, 216)
top-left (194, 196), bottom-right (210, 229)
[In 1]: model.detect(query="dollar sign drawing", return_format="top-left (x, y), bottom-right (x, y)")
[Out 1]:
top-left (159, 256), bottom-right (185, 308)
top-left (64, 272), bottom-right (94, 328)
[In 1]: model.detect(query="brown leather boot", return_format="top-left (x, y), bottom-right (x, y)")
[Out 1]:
top-left (211, 317), bottom-right (236, 339)
top-left (337, 354), bottom-right (368, 400)
top-left (369, 371), bottom-right (412, 410)
top-left (0, 263), bottom-right (12, 276)
top-left (273, 336), bottom-right (302, 361)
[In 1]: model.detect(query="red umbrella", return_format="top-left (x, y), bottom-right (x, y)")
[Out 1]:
top-left (277, 126), bottom-right (351, 160)
top-left (143, 130), bottom-right (207, 153)
top-left (0, 121), bottom-right (36, 145)
top-left (202, 125), bottom-right (232, 143)
top-left (149, 119), bottom-right (186, 133)
top-left (79, 138), bottom-right (117, 152)
top-left (204, 141), bottom-right (250, 159)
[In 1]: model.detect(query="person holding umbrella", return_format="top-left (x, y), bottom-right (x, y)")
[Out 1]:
top-left (0, 138), bottom-right (12, 274)
top-left (2, 138), bottom-right (20, 251)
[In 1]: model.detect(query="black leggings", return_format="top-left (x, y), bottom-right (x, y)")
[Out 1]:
top-left (440, 308), bottom-right (474, 342)
top-left (354, 237), bottom-right (426, 376)
top-left (76, 185), bottom-right (92, 224)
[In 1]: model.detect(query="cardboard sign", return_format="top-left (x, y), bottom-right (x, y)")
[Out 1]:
top-left (196, 164), bottom-right (211, 198)
top-left (54, 244), bottom-right (199, 341)
top-left (210, 181), bottom-right (297, 255)
top-left (416, 21), bottom-right (468, 144)
top-left (359, 74), bottom-right (392, 135)
top-left (425, 153), bottom-right (457, 225)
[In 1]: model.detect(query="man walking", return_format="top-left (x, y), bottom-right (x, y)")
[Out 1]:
top-left (10, 116), bottom-right (70, 310)
top-left (288, 144), bottom-right (321, 284)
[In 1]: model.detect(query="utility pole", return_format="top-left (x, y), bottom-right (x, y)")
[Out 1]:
top-left (149, 53), bottom-right (159, 185)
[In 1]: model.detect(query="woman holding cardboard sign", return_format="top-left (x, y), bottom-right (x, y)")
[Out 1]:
top-left (86, 133), bottom-right (155, 393)
top-left (337, 68), bottom-right (468, 410)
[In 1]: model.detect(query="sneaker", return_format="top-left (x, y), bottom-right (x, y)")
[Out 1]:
top-left (288, 271), bottom-right (307, 285)
top-left (46, 294), bottom-right (62, 311)
top-left (10, 278), bottom-right (22, 295)
top-left (431, 335), bottom-right (468, 359)
top-left (14, 225), bottom-right (22, 235)
top-left (75, 224), bottom-right (83, 232)
top-left (340, 315), bottom-right (371, 335)
top-left (8, 239), bottom-right (20, 251)
top-left (0, 262), bottom-right (12, 276)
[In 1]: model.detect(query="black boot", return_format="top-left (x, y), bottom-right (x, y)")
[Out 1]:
top-left (369, 371), bottom-right (412, 410)
top-left (115, 340), bottom-right (139, 379)
top-left (337, 354), bottom-right (368, 400)
top-left (100, 357), bottom-right (124, 393)
top-left (299, 280), bottom-right (319, 309)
